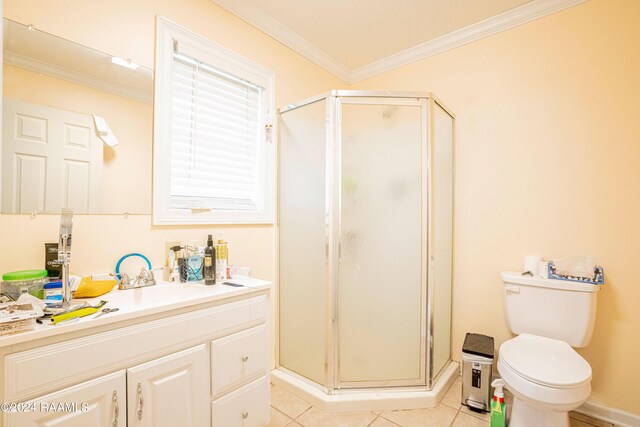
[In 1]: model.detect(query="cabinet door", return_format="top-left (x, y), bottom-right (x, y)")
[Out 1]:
top-left (127, 344), bottom-right (210, 427)
top-left (4, 371), bottom-right (125, 427)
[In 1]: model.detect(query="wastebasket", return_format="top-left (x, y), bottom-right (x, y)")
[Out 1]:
top-left (461, 333), bottom-right (494, 412)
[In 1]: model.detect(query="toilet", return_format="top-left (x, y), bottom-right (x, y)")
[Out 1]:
top-left (498, 272), bottom-right (600, 427)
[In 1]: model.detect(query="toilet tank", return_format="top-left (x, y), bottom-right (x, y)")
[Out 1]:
top-left (501, 272), bottom-right (599, 347)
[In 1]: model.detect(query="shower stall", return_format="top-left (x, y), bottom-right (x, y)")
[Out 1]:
top-left (275, 91), bottom-right (456, 410)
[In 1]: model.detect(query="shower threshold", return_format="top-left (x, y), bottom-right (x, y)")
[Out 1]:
top-left (271, 361), bottom-right (459, 413)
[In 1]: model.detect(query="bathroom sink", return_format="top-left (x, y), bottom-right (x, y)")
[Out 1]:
top-left (83, 280), bottom-right (244, 314)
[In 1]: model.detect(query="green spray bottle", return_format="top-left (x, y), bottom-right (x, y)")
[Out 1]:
top-left (490, 379), bottom-right (506, 427)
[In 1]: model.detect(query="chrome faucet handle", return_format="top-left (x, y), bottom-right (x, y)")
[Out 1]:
top-left (146, 269), bottom-right (157, 286)
top-left (118, 273), bottom-right (131, 287)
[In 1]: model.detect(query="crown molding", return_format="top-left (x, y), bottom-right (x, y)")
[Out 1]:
top-left (211, 0), bottom-right (351, 82)
top-left (213, 0), bottom-right (589, 84)
top-left (349, 0), bottom-right (590, 82)
top-left (4, 52), bottom-right (153, 104)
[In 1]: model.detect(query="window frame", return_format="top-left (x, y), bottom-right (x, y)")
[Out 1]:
top-left (153, 16), bottom-right (275, 225)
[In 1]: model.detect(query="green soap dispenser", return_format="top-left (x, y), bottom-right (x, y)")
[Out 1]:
top-left (490, 379), bottom-right (507, 427)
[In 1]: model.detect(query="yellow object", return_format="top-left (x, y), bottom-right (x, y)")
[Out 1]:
top-left (51, 301), bottom-right (107, 324)
top-left (73, 277), bottom-right (117, 298)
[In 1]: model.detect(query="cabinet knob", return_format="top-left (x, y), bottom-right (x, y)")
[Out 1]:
top-left (242, 411), bottom-right (249, 419)
top-left (241, 355), bottom-right (249, 363)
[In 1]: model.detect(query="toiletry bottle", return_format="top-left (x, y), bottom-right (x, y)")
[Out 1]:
top-left (177, 249), bottom-right (188, 283)
top-left (490, 379), bottom-right (506, 427)
top-left (187, 240), bottom-right (203, 281)
top-left (204, 234), bottom-right (216, 285)
top-left (215, 232), bottom-right (228, 282)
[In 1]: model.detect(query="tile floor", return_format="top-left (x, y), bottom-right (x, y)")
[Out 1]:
top-left (268, 376), bottom-right (616, 427)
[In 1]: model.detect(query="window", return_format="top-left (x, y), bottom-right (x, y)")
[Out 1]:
top-left (153, 17), bottom-right (275, 224)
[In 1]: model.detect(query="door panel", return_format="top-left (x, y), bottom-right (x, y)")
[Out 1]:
top-left (4, 371), bottom-right (125, 427)
top-left (2, 98), bottom-right (103, 213)
top-left (127, 345), bottom-right (210, 427)
top-left (338, 101), bottom-right (425, 386)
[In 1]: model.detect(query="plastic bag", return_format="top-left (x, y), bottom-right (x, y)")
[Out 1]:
top-left (552, 255), bottom-right (595, 278)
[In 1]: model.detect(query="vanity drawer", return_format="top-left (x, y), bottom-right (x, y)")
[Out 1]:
top-left (5, 295), bottom-right (268, 401)
top-left (211, 376), bottom-right (269, 427)
top-left (211, 324), bottom-right (268, 399)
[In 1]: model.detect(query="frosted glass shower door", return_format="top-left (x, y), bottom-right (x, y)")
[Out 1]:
top-left (278, 99), bottom-right (327, 386)
top-left (338, 100), bottom-right (426, 387)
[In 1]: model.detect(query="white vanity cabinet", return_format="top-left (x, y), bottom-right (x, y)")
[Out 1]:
top-left (0, 283), bottom-right (271, 427)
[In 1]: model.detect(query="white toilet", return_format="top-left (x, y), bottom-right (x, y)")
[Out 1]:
top-left (498, 272), bottom-right (600, 427)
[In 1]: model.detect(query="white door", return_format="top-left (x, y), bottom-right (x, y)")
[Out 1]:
top-left (2, 98), bottom-right (103, 213)
top-left (4, 371), bottom-right (126, 427)
top-left (127, 344), bottom-right (210, 427)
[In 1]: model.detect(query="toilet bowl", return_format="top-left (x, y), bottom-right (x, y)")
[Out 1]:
top-left (498, 334), bottom-right (592, 426)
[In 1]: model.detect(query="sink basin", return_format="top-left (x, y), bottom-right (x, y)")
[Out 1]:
top-left (98, 281), bottom-right (228, 308)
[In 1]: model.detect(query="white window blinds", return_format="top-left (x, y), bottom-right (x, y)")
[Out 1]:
top-left (170, 50), bottom-right (264, 210)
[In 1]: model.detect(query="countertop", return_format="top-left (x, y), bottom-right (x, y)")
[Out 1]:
top-left (0, 277), bottom-right (271, 347)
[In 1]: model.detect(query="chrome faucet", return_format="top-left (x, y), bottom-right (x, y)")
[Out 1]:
top-left (113, 253), bottom-right (157, 290)
top-left (116, 268), bottom-right (157, 290)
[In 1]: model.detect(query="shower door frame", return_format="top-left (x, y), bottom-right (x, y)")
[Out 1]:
top-left (329, 95), bottom-right (429, 390)
top-left (276, 91), bottom-right (453, 394)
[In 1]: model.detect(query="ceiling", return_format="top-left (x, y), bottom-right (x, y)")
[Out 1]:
top-left (212, 0), bottom-right (588, 83)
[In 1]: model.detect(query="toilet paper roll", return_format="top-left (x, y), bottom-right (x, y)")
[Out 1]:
top-left (538, 261), bottom-right (549, 278)
top-left (524, 255), bottom-right (542, 275)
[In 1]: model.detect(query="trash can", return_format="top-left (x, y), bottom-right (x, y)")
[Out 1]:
top-left (461, 333), bottom-right (494, 412)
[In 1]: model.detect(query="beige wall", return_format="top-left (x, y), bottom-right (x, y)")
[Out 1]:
top-left (1, 0), bottom-right (345, 279)
top-left (3, 64), bottom-right (152, 214)
top-left (352, 0), bottom-right (640, 414)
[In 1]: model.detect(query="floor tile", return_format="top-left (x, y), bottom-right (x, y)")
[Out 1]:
top-left (451, 411), bottom-right (490, 426)
top-left (270, 386), bottom-right (312, 419)
top-left (440, 377), bottom-right (462, 410)
top-left (459, 404), bottom-right (492, 422)
top-left (267, 407), bottom-right (294, 427)
top-left (368, 416), bottom-right (401, 426)
top-left (286, 422), bottom-right (303, 427)
top-left (296, 407), bottom-right (377, 427)
top-left (379, 404), bottom-right (458, 427)
top-left (569, 412), bottom-right (614, 427)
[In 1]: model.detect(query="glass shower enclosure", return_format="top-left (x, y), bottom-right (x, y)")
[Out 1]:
top-left (278, 91), bottom-right (454, 394)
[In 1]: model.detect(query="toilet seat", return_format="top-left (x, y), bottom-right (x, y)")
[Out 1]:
top-left (500, 334), bottom-right (591, 389)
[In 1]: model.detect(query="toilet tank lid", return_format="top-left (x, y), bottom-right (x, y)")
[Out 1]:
top-left (501, 272), bottom-right (600, 293)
